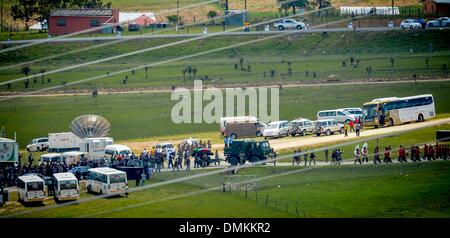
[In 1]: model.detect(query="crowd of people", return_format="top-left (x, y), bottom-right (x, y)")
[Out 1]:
top-left (343, 116), bottom-right (363, 137)
top-left (0, 139), bottom-right (222, 189)
top-left (291, 143), bottom-right (450, 167)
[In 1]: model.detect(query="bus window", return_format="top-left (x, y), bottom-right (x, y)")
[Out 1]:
top-left (109, 173), bottom-right (126, 183)
top-left (27, 182), bottom-right (44, 191)
top-left (60, 180), bottom-right (78, 190)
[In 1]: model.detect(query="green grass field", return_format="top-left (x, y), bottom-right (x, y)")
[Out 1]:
top-left (1, 80), bottom-right (450, 149)
top-left (2, 160), bottom-right (449, 218)
top-left (1, 30), bottom-right (449, 92)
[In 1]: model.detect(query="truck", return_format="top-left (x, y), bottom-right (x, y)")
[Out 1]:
top-left (0, 137), bottom-right (19, 164)
top-left (224, 139), bottom-right (273, 166)
top-left (273, 19), bottom-right (306, 31)
top-left (48, 132), bottom-right (82, 153)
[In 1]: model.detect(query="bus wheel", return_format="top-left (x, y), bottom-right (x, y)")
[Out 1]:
top-left (302, 130), bottom-right (306, 136)
top-left (389, 118), bottom-right (394, 126)
top-left (418, 114), bottom-right (424, 122)
top-left (87, 185), bottom-right (92, 193)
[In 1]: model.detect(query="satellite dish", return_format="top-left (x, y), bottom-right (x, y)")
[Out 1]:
top-left (70, 115), bottom-right (110, 138)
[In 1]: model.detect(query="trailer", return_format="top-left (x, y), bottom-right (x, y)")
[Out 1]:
top-left (0, 137), bottom-right (19, 163)
top-left (48, 132), bottom-right (82, 153)
top-left (79, 137), bottom-right (114, 160)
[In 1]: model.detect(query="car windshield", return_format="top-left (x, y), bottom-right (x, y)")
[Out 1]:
top-left (267, 123), bottom-right (279, 129)
top-left (109, 173), bottom-right (126, 183)
top-left (59, 180), bottom-right (77, 190)
top-left (27, 181), bottom-right (44, 191)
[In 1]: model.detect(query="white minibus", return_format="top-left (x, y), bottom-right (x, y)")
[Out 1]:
top-left (17, 175), bottom-right (47, 203)
top-left (52, 173), bottom-right (80, 202)
top-left (87, 167), bottom-right (128, 195)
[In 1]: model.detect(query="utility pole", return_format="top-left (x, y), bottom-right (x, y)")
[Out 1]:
top-left (244, 0), bottom-right (247, 10)
top-left (1, 0), bottom-right (3, 32)
top-left (391, 0), bottom-right (394, 16)
top-left (176, 0), bottom-right (179, 33)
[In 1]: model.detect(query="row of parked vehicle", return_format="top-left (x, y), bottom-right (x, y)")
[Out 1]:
top-left (16, 167), bottom-right (128, 204)
top-left (220, 108), bottom-right (363, 139)
top-left (400, 16), bottom-right (450, 29)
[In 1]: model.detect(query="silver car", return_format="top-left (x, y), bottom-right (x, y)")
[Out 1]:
top-left (314, 119), bottom-right (344, 136)
top-left (288, 118), bottom-right (315, 136)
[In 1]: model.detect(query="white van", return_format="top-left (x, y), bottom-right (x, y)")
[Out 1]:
top-left (17, 175), bottom-right (47, 203)
top-left (317, 109), bottom-right (356, 123)
top-left (87, 167), bottom-right (128, 195)
top-left (342, 108), bottom-right (363, 118)
top-left (52, 173), bottom-right (79, 202)
top-left (104, 144), bottom-right (132, 159)
top-left (263, 120), bottom-right (289, 138)
top-left (40, 153), bottom-right (63, 165)
top-left (220, 116), bottom-right (258, 135)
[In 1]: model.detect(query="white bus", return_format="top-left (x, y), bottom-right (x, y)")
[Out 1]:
top-left (363, 94), bottom-right (435, 127)
top-left (52, 173), bottom-right (80, 202)
top-left (17, 175), bottom-right (47, 203)
top-left (86, 168), bottom-right (128, 195)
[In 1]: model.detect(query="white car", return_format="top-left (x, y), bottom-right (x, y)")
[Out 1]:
top-left (427, 17), bottom-right (450, 27)
top-left (263, 120), bottom-right (289, 138)
top-left (273, 19), bottom-right (306, 31)
top-left (314, 119), bottom-right (344, 136)
top-left (27, 137), bottom-right (49, 152)
top-left (400, 19), bottom-right (422, 30)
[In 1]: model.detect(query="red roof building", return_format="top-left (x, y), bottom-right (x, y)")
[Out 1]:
top-left (49, 8), bottom-right (119, 36)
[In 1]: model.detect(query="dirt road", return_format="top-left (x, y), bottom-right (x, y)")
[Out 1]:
top-left (124, 117), bottom-right (450, 153)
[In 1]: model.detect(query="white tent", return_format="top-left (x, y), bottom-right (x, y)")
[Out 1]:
top-left (119, 12), bottom-right (156, 23)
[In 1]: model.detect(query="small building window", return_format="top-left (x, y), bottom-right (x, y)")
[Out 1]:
top-left (56, 18), bottom-right (66, 26)
top-left (90, 19), bottom-right (100, 26)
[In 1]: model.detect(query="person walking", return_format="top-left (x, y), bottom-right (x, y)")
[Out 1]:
top-left (354, 145), bottom-right (362, 164)
top-left (398, 145), bottom-right (407, 163)
top-left (344, 123), bottom-right (349, 137)
top-left (373, 146), bottom-right (381, 164)
top-left (349, 120), bottom-right (354, 133)
top-left (324, 149), bottom-right (329, 163)
top-left (410, 145), bottom-right (416, 162)
top-left (355, 123), bottom-right (361, 137)
top-left (292, 149), bottom-right (298, 166)
top-left (185, 155), bottom-right (191, 172)
top-left (384, 147), bottom-right (392, 163)
top-left (336, 149), bottom-right (343, 165)
top-left (304, 148), bottom-right (309, 166)
top-left (362, 143), bottom-right (369, 163)
top-left (331, 149), bottom-right (336, 165)
top-left (309, 151), bottom-right (316, 165)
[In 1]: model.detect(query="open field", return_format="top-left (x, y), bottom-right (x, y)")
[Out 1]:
top-left (1, 30), bottom-right (449, 93)
top-left (1, 80), bottom-right (450, 149)
top-left (2, 160), bottom-right (449, 218)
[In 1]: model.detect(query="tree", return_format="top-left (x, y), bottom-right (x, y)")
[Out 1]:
top-left (207, 10), bottom-right (217, 19)
top-left (277, 0), bottom-right (308, 15)
top-left (11, 0), bottom-right (39, 31)
top-left (167, 15), bottom-right (179, 25)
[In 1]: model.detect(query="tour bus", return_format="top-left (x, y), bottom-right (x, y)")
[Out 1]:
top-left (86, 167), bottom-right (128, 195)
top-left (362, 94), bottom-right (435, 128)
top-left (17, 174), bottom-right (47, 203)
top-left (52, 173), bottom-right (80, 202)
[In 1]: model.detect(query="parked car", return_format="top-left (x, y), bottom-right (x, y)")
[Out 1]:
top-left (263, 120), bottom-right (289, 138)
top-left (69, 166), bottom-right (91, 180)
top-left (427, 17), bottom-right (450, 27)
top-left (314, 119), bottom-right (344, 136)
top-left (400, 19), bottom-right (422, 29)
top-left (317, 109), bottom-right (356, 123)
top-left (27, 137), bottom-right (49, 152)
top-left (273, 19), bottom-right (306, 31)
top-left (224, 121), bottom-right (265, 139)
top-left (288, 118), bottom-right (315, 136)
